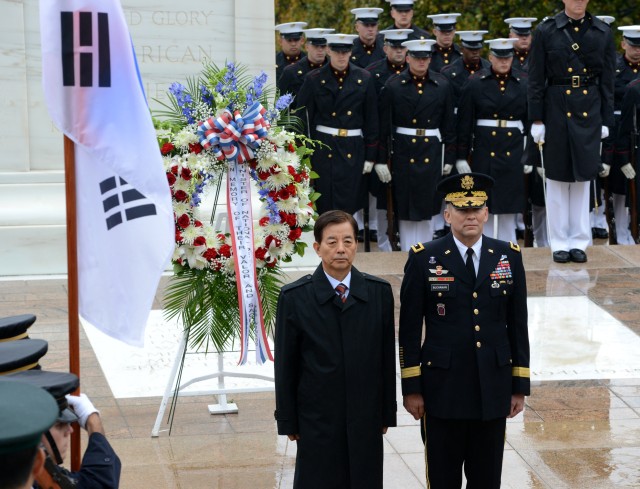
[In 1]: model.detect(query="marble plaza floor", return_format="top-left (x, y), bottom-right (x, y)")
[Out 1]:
top-left (2, 244), bottom-right (640, 488)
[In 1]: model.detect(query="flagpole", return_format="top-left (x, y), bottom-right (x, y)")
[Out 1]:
top-left (64, 134), bottom-right (82, 471)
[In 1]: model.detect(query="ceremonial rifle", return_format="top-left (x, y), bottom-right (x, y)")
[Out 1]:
top-left (631, 107), bottom-right (639, 243)
top-left (385, 122), bottom-right (399, 251)
top-left (601, 140), bottom-right (617, 244)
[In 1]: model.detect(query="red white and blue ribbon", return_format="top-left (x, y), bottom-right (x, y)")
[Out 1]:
top-left (197, 102), bottom-right (269, 164)
top-left (226, 160), bottom-right (273, 365)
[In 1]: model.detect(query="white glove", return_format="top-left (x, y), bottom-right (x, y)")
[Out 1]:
top-left (537, 167), bottom-right (545, 179)
top-left (374, 164), bottom-right (392, 183)
top-left (66, 393), bottom-right (99, 429)
top-left (363, 161), bottom-right (374, 174)
top-left (523, 165), bottom-right (533, 174)
top-left (531, 123), bottom-right (546, 144)
top-left (621, 162), bottom-right (636, 179)
top-left (442, 163), bottom-right (453, 176)
top-left (599, 163), bottom-right (610, 178)
top-left (455, 159), bottom-right (471, 174)
top-left (601, 126), bottom-right (609, 139)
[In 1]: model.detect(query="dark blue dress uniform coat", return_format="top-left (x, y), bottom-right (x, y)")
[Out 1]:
top-left (511, 50), bottom-right (530, 72)
top-left (430, 44), bottom-right (461, 73)
top-left (350, 36), bottom-right (385, 68)
top-left (366, 57), bottom-right (407, 96)
top-left (274, 265), bottom-right (397, 489)
top-left (399, 233), bottom-right (530, 420)
top-left (277, 56), bottom-right (329, 107)
top-left (457, 68), bottom-right (529, 214)
top-left (615, 79), bottom-right (640, 184)
top-left (276, 50), bottom-right (304, 83)
top-left (527, 12), bottom-right (616, 182)
top-left (297, 62), bottom-right (379, 215)
top-left (378, 69), bottom-right (456, 221)
top-left (440, 57), bottom-right (491, 109)
top-left (381, 23), bottom-right (431, 41)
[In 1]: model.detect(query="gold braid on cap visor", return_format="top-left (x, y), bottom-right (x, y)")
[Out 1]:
top-left (446, 190), bottom-right (488, 208)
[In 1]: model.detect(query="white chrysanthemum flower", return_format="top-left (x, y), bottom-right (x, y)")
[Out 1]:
top-left (263, 223), bottom-right (289, 237)
top-left (171, 178), bottom-right (193, 194)
top-left (256, 155), bottom-right (278, 171)
top-left (276, 197), bottom-right (300, 213)
top-left (297, 209), bottom-right (313, 227)
top-left (275, 240), bottom-right (295, 258)
top-left (173, 128), bottom-right (199, 148)
top-left (267, 171), bottom-right (291, 189)
top-left (223, 257), bottom-right (236, 275)
top-left (173, 202), bottom-right (191, 217)
top-left (181, 225), bottom-right (201, 244)
top-left (206, 232), bottom-right (224, 249)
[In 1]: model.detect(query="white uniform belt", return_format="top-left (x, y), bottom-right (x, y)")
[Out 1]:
top-left (614, 110), bottom-right (621, 116)
top-left (315, 125), bottom-right (363, 137)
top-left (476, 119), bottom-right (524, 131)
top-left (395, 127), bottom-right (441, 138)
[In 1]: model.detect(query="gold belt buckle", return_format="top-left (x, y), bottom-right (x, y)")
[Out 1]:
top-left (571, 75), bottom-right (580, 88)
top-left (498, 120), bottom-right (508, 128)
top-left (338, 128), bottom-right (348, 137)
top-left (416, 128), bottom-right (425, 136)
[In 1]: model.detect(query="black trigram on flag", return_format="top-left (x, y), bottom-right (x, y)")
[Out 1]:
top-left (100, 177), bottom-right (156, 230)
top-left (61, 11), bottom-right (111, 87)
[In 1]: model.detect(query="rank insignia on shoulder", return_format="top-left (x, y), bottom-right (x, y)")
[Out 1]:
top-left (488, 248), bottom-right (494, 254)
top-left (510, 241), bottom-right (521, 252)
top-left (444, 249), bottom-right (451, 255)
top-left (411, 242), bottom-right (425, 253)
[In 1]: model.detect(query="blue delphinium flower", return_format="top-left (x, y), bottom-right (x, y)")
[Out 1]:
top-left (252, 71), bottom-right (268, 98)
top-left (169, 82), bottom-right (195, 123)
top-left (275, 94), bottom-right (293, 111)
top-left (200, 84), bottom-right (213, 105)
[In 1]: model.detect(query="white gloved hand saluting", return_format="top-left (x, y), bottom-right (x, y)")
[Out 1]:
top-left (621, 162), bottom-right (636, 179)
top-left (442, 163), bottom-right (453, 176)
top-left (374, 164), bottom-right (392, 183)
top-left (362, 161), bottom-right (374, 174)
top-left (531, 123), bottom-right (546, 144)
top-left (455, 159), bottom-right (471, 174)
top-left (601, 126), bottom-right (609, 139)
top-left (537, 167), bottom-right (545, 179)
top-left (66, 393), bottom-right (99, 429)
top-left (599, 163), bottom-right (610, 178)
top-left (523, 165), bottom-right (533, 174)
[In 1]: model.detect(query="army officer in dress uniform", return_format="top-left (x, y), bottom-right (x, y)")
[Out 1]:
top-left (528, 0), bottom-right (616, 263)
top-left (456, 38), bottom-right (530, 243)
top-left (278, 28), bottom-right (334, 105)
top-left (378, 39), bottom-right (456, 250)
top-left (297, 34), bottom-right (379, 216)
top-left (399, 172), bottom-right (530, 489)
top-left (275, 22), bottom-right (307, 82)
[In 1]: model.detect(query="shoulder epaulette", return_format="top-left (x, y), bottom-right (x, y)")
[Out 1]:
top-left (362, 273), bottom-right (391, 285)
top-left (510, 241), bottom-right (521, 252)
top-left (281, 275), bottom-right (313, 292)
top-left (541, 16), bottom-right (553, 23)
top-left (411, 242), bottom-right (425, 253)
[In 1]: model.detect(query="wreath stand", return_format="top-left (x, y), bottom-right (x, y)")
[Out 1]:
top-left (151, 326), bottom-right (274, 437)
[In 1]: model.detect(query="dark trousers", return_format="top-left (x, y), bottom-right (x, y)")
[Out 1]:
top-left (420, 414), bottom-right (506, 489)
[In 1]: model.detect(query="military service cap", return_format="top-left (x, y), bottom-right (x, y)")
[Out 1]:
top-left (0, 338), bottom-right (48, 375)
top-left (275, 22), bottom-right (308, 40)
top-left (387, 0), bottom-right (415, 12)
top-left (504, 17), bottom-right (537, 35)
top-left (437, 173), bottom-right (494, 208)
top-left (351, 8), bottom-right (383, 24)
top-left (0, 314), bottom-right (36, 342)
top-left (402, 39), bottom-right (437, 58)
top-left (326, 34), bottom-right (358, 53)
top-left (379, 29), bottom-right (413, 46)
top-left (0, 380), bottom-right (58, 454)
top-left (485, 38), bottom-right (517, 58)
top-left (303, 28), bottom-right (335, 46)
top-left (427, 13), bottom-right (461, 32)
top-left (457, 31), bottom-right (488, 50)
top-left (5, 370), bottom-right (79, 423)
top-left (619, 26), bottom-right (640, 47)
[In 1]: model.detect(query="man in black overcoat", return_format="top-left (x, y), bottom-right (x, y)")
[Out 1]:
top-left (297, 34), bottom-right (379, 216)
top-left (274, 210), bottom-right (397, 489)
top-left (527, 0), bottom-right (615, 263)
top-left (399, 173), bottom-right (530, 489)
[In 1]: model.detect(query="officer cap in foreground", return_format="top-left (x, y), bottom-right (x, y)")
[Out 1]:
top-left (5, 370), bottom-right (79, 423)
top-left (457, 31), bottom-right (489, 50)
top-left (437, 173), bottom-right (494, 209)
top-left (0, 338), bottom-right (48, 375)
top-left (619, 26), bottom-right (640, 46)
top-left (0, 314), bottom-right (36, 341)
top-left (504, 17), bottom-right (537, 35)
top-left (402, 39), bottom-right (437, 58)
top-left (0, 380), bottom-right (58, 455)
top-left (275, 22), bottom-right (308, 40)
top-left (485, 38), bottom-right (517, 58)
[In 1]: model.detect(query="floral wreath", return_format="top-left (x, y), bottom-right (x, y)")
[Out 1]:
top-left (154, 62), bottom-right (319, 362)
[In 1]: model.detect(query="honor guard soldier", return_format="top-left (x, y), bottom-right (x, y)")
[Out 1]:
top-left (399, 172), bottom-right (530, 489)
top-left (604, 25), bottom-right (640, 244)
top-left (440, 31), bottom-right (490, 110)
top-left (378, 39), bottom-right (456, 250)
top-left (505, 18), bottom-right (537, 71)
top-left (0, 380), bottom-right (58, 489)
top-left (275, 22), bottom-right (307, 83)
top-left (0, 314), bottom-right (36, 341)
top-left (383, 0), bottom-right (431, 41)
top-left (528, 0), bottom-right (616, 263)
top-left (427, 13), bottom-right (462, 72)
top-left (297, 34), bottom-right (379, 216)
top-left (367, 29), bottom-right (412, 95)
top-left (350, 8), bottom-right (385, 68)
top-left (278, 28), bottom-right (334, 105)
top-left (456, 38), bottom-right (529, 242)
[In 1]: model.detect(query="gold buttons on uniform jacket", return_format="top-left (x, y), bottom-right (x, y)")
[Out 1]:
top-left (492, 131), bottom-right (496, 136)
top-left (490, 152), bottom-right (495, 157)
top-left (507, 151), bottom-right (511, 156)
top-left (410, 158), bottom-right (415, 163)
top-left (424, 138), bottom-right (429, 143)
top-left (473, 292), bottom-right (478, 298)
top-left (328, 154), bottom-right (332, 158)
top-left (503, 290), bottom-right (507, 295)
top-left (438, 292), bottom-right (442, 297)
top-left (568, 67), bottom-right (573, 73)
top-left (474, 308), bottom-right (479, 315)
top-left (427, 361), bottom-right (432, 366)
top-left (347, 154), bottom-right (352, 159)
top-left (412, 118), bottom-right (417, 124)
top-left (566, 89), bottom-right (571, 95)
top-left (476, 341), bottom-right (482, 348)
top-left (412, 138), bottom-right (416, 143)
top-left (475, 325), bottom-right (480, 331)
top-left (424, 158), bottom-right (429, 163)
top-left (347, 111), bottom-right (352, 115)
top-left (567, 112), bottom-right (572, 118)
top-left (332, 112), bottom-right (336, 117)
top-left (583, 112), bottom-right (587, 117)
top-left (507, 132), bottom-right (512, 136)
top-left (583, 89), bottom-right (588, 95)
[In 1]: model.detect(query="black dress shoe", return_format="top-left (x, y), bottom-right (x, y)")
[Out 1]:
top-left (569, 248), bottom-right (587, 263)
top-left (592, 227), bottom-right (609, 239)
top-left (553, 250), bottom-right (570, 263)
top-left (370, 230), bottom-right (378, 242)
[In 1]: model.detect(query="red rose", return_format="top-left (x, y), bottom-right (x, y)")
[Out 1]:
top-left (259, 216), bottom-right (270, 226)
top-left (217, 233), bottom-right (227, 241)
top-left (288, 142), bottom-right (295, 153)
top-left (288, 228), bottom-right (302, 241)
top-left (265, 235), bottom-right (282, 248)
top-left (161, 142), bottom-right (174, 155)
top-left (167, 173), bottom-right (176, 186)
top-left (203, 248), bottom-right (218, 261)
top-left (219, 244), bottom-right (232, 257)
top-left (258, 170), bottom-right (270, 180)
top-left (174, 190), bottom-right (189, 202)
top-left (268, 190), bottom-right (277, 199)
top-left (266, 258), bottom-right (277, 268)
top-left (288, 165), bottom-right (296, 176)
top-left (278, 188), bottom-right (290, 200)
top-left (177, 214), bottom-right (190, 229)
top-left (193, 236), bottom-right (206, 247)
top-left (286, 184), bottom-right (296, 195)
top-left (170, 165), bottom-right (179, 176)
top-left (255, 247), bottom-right (268, 260)
top-left (194, 220), bottom-right (203, 227)
top-left (294, 173), bottom-right (302, 183)
top-left (181, 167), bottom-right (192, 181)
top-left (283, 213), bottom-right (297, 227)
top-left (175, 230), bottom-right (183, 242)
top-left (189, 143), bottom-right (203, 154)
